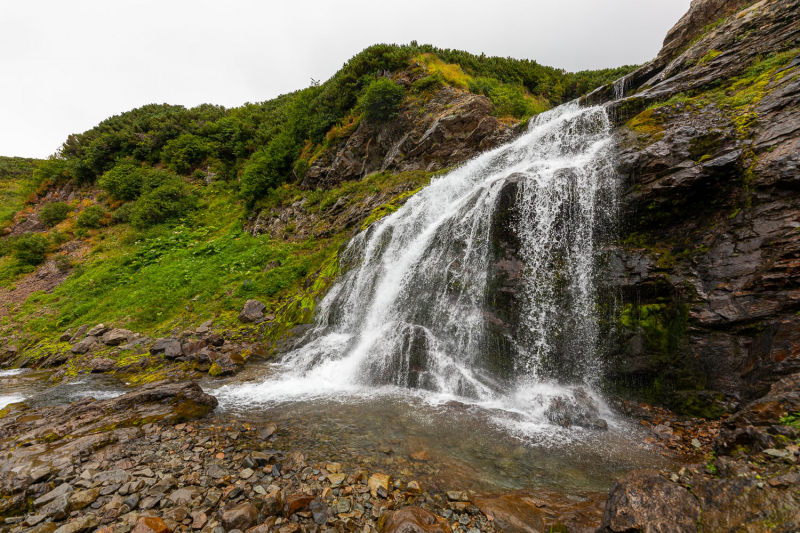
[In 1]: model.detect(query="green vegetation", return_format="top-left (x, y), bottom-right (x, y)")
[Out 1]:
top-left (39, 202), bottom-right (71, 227)
top-left (0, 156), bottom-right (40, 227)
top-left (13, 234), bottom-right (50, 266)
top-left (362, 78), bottom-right (405, 121)
top-left (76, 205), bottom-right (107, 229)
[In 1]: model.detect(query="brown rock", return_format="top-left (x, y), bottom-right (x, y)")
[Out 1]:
top-left (219, 502), bottom-right (259, 532)
top-left (383, 507), bottom-right (450, 533)
top-left (368, 473), bottom-right (391, 498)
top-left (261, 489), bottom-right (283, 516)
top-left (599, 471), bottom-right (701, 533)
top-left (284, 492), bottom-right (314, 517)
top-left (132, 517), bottom-right (173, 533)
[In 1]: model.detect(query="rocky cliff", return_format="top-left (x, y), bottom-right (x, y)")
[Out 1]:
top-left (585, 0), bottom-right (800, 416)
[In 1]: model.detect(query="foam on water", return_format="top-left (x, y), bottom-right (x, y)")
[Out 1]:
top-left (219, 102), bottom-right (619, 443)
top-left (0, 395), bottom-right (25, 410)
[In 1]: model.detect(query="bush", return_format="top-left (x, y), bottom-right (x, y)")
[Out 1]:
top-left (111, 201), bottom-right (136, 224)
top-left (162, 134), bottom-right (210, 174)
top-left (98, 159), bottom-right (144, 200)
top-left (39, 202), bottom-right (70, 227)
top-left (239, 133), bottom-right (298, 203)
top-left (362, 78), bottom-right (405, 122)
top-left (76, 205), bottom-right (107, 228)
top-left (468, 77), bottom-right (541, 118)
top-left (129, 182), bottom-right (197, 229)
top-left (14, 234), bottom-right (49, 265)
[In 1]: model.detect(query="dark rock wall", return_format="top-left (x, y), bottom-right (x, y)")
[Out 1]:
top-left (595, 0), bottom-right (800, 414)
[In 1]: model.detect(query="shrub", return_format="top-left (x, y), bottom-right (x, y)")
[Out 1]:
top-left (98, 159), bottom-right (144, 200)
top-left (111, 201), bottom-right (136, 224)
top-left (362, 78), bottom-right (405, 122)
top-left (39, 202), bottom-right (70, 227)
top-left (14, 234), bottom-right (49, 265)
top-left (129, 182), bottom-right (197, 228)
top-left (162, 134), bottom-right (210, 174)
top-left (76, 205), bottom-right (107, 228)
top-left (239, 133), bottom-right (298, 203)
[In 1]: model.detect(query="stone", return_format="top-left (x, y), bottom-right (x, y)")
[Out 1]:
top-left (219, 502), bottom-right (258, 532)
top-left (239, 468), bottom-right (254, 480)
top-left (39, 494), bottom-right (71, 520)
top-left (406, 481), bottom-right (422, 494)
top-left (382, 507), bottom-right (450, 533)
top-left (89, 358), bottom-right (117, 373)
top-left (53, 515), bottom-right (99, 533)
top-left (132, 517), bottom-right (172, 533)
top-left (238, 300), bottom-right (266, 323)
top-left (410, 451), bottom-right (430, 462)
top-left (261, 489), bottom-right (283, 516)
top-left (102, 328), bottom-right (133, 346)
top-left (368, 473), bottom-right (391, 498)
top-left (328, 473), bottom-right (346, 487)
top-left (169, 486), bottom-right (200, 505)
top-left (209, 352), bottom-right (244, 376)
top-left (68, 325), bottom-right (89, 344)
top-left (150, 338), bottom-right (183, 359)
top-left (94, 469), bottom-right (130, 484)
top-left (309, 498), bottom-right (328, 525)
top-left (34, 483), bottom-right (74, 508)
top-left (59, 330), bottom-right (72, 342)
top-left (191, 512), bottom-right (208, 529)
top-left (206, 333), bottom-right (224, 347)
top-left (258, 423), bottom-right (277, 440)
top-left (599, 471), bottom-right (701, 533)
top-left (196, 320), bottom-right (213, 334)
top-left (284, 493), bottom-right (314, 517)
top-left (446, 491), bottom-right (469, 502)
top-left (69, 487), bottom-right (101, 510)
top-left (71, 335), bottom-right (97, 354)
top-left (87, 324), bottom-right (109, 337)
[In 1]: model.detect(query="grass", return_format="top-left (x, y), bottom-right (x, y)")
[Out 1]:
top-left (3, 170), bottom-right (438, 348)
top-left (413, 53), bottom-right (473, 89)
top-left (0, 157), bottom-right (40, 228)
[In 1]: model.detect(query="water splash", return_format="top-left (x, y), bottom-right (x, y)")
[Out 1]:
top-left (220, 103), bottom-right (618, 431)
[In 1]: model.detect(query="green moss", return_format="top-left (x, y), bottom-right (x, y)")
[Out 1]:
top-left (698, 49), bottom-right (722, 66)
top-left (779, 411), bottom-right (800, 428)
top-left (361, 186), bottom-right (424, 231)
top-left (208, 362), bottom-right (223, 377)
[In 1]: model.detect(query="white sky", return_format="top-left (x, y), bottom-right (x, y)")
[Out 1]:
top-left (1, 0), bottom-right (690, 159)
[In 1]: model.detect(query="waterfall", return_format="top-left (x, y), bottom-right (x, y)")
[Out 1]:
top-left (222, 103), bottom-right (618, 416)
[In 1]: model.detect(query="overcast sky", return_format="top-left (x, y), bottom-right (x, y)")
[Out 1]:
top-left (1, 0), bottom-right (690, 159)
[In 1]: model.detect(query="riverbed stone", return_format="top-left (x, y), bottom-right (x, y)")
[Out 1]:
top-left (368, 473), bottom-right (391, 498)
top-left (54, 515), bottom-right (99, 533)
top-left (219, 503), bottom-right (258, 532)
top-left (383, 507), bottom-right (450, 533)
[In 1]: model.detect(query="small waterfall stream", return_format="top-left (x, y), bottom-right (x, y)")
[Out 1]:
top-left (221, 103), bottom-right (619, 434)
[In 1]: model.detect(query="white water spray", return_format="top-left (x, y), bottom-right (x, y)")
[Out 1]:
top-left (220, 103), bottom-right (618, 427)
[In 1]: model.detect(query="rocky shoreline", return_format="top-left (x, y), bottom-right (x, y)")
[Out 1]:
top-left (1, 374), bottom-right (797, 533)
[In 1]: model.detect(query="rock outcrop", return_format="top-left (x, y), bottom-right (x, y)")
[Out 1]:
top-left (585, 0), bottom-right (800, 413)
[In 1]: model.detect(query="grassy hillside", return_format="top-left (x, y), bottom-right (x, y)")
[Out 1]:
top-left (0, 44), bottom-right (637, 352)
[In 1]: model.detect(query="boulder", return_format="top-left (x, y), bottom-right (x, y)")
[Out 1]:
top-left (53, 515), bottom-right (98, 533)
top-left (599, 471), bottom-right (701, 533)
top-left (150, 338), bottom-right (183, 359)
top-left (261, 489), bottom-right (282, 516)
top-left (238, 300), bottom-right (266, 323)
top-left (59, 330), bottom-right (72, 342)
top-left (88, 358), bottom-right (116, 373)
top-left (208, 352), bottom-right (244, 376)
top-left (196, 320), bottom-right (213, 334)
top-left (34, 483), bottom-right (73, 508)
top-left (131, 517), bottom-right (172, 533)
top-left (71, 336), bottom-right (97, 354)
top-left (102, 328), bottom-right (133, 346)
top-left (86, 324), bottom-right (109, 337)
top-left (68, 488), bottom-right (100, 510)
top-left (68, 325), bottom-right (89, 344)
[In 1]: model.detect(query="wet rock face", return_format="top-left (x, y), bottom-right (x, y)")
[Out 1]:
top-left (594, 0), bottom-right (800, 410)
top-left (301, 86), bottom-right (517, 191)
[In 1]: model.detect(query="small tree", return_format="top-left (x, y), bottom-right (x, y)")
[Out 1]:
top-left (76, 205), bottom-right (107, 228)
top-left (362, 78), bottom-right (405, 122)
top-left (98, 159), bottom-right (144, 200)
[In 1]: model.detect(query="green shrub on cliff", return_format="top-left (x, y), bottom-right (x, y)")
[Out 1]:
top-left (362, 78), bottom-right (405, 121)
top-left (76, 205), bottom-right (107, 228)
top-left (39, 202), bottom-right (71, 227)
top-left (129, 181), bottom-right (197, 229)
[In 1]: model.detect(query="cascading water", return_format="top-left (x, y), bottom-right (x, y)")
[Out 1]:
top-left (220, 102), bottom-right (619, 432)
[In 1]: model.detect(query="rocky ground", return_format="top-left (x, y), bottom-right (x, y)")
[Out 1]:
top-left (1, 375), bottom-right (798, 533)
